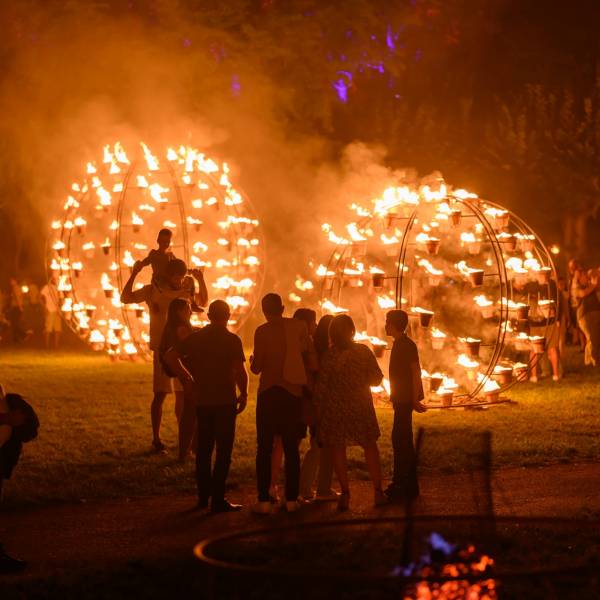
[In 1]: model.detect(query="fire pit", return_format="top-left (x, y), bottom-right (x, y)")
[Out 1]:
top-left (47, 142), bottom-right (265, 360)
top-left (195, 516), bottom-right (599, 599)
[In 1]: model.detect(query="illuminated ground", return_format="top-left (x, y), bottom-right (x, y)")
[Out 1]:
top-left (0, 348), bottom-right (598, 504)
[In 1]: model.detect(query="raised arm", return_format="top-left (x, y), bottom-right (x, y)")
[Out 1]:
top-left (190, 269), bottom-right (209, 308)
top-left (120, 261), bottom-right (147, 304)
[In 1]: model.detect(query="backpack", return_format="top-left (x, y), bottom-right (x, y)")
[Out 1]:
top-left (6, 393), bottom-right (40, 443)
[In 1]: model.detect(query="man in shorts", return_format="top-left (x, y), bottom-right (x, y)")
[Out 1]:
top-left (40, 276), bottom-right (62, 350)
top-left (121, 258), bottom-right (208, 453)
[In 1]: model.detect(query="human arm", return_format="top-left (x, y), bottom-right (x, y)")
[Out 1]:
top-left (189, 269), bottom-right (208, 308)
top-left (363, 345), bottom-right (383, 386)
top-left (250, 328), bottom-right (264, 375)
top-left (120, 261), bottom-right (148, 304)
top-left (410, 362), bottom-right (427, 413)
top-left (164, 346), bottom-right (195, 396)
top-left (233, 360), bottom-right (248, 414)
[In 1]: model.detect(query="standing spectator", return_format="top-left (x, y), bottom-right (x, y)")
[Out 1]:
top-left (40, 276), bottom-right (62, 350)
top-left (7, 278), bottom-right (26, 343)
top-left (159, 299), bottom-right (196, 461)
top-left (251, 294), bottom-right (314, 514)
top-left (314, 314), bottom-right (386, 511)
top-left (269, 308), bottom-right (318, 502)
top-left (121, 259), bottom-right (208, 453)
top-left (166, 300), bottom-right (247, 513)
top-left (299, 313), bottom-right (337, 501)
top-left (575, 269), bottom-right (600, 367)
top-left (383, 310), bottom-right (426, 503)
top-left (568, 259), bottom-right (586, 350)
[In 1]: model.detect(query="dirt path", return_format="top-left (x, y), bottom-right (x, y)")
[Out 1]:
top-left (1, 462), bottom-right (598, 594)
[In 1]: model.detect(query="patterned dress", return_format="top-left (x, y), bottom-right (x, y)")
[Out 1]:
top-left (315, 343), bottom-right (383, 447)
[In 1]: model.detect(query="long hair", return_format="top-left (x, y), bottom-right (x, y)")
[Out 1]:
top-left (328, 314), bottom-right (355, 351)
top-left (293, 308), bottom-right (317, 332)
top-left (160, 298), bottom-right (190, 357)
top-left (314, 314), bottom-right (334, 358)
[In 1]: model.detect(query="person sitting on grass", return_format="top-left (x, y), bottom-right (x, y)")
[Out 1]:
top-left (0, 384), bottom-right (35, 575)
top-left (165, 300), bottom-right (248, 513)
top-left (384, 309), bottom-right (426, 504)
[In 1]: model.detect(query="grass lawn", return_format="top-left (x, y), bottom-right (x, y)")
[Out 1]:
top-left (0, 348), bottom-right (598, 504)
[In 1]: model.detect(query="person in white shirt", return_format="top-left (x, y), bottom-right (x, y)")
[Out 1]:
top-left (40, 277), bottom-right (62, 350)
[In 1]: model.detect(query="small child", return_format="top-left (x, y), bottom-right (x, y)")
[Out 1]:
top-left (141, 229), bottom-right (175, 289)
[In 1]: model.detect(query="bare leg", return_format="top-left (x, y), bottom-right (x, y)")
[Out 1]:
top-left (331, 446), bottom-right (349, 493)
top-left (53, 332), bottom-right (60, 350)
top-left (548, 347), bottom-right (560, 379)
top-left (363, 443), bottom-right (383, 491)
top-left (151, 392), bottom-right (167, 445)
top-left (44, 331), bottom-right (50, 349)
top-left (174, 391), bottom-right (184, 423)
top-left (177, 391), bottom-right (196, 460)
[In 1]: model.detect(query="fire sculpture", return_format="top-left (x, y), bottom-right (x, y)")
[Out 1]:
top-left (48, 142), bottom-right (264, 359)
top-left (301, 175), bottom-right (558, 407)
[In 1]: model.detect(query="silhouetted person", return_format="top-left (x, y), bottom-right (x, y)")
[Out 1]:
top-left (384, 310), bottom-right (426, 503)
top-left (141, 228), bottom-right (175, 289)
top-left (40, 276), bottom-right (62, 350)
top-left (298, 313), bottom-right (337, 501)
top-left (251, 294), bottom-right (314, 514)
top-left (314, 314), bottom-right (386, 511)
top-left (121, 258), bottom-right (207, 453)
top-left (159, 299), bottom-right (196, 460)
top-left (7, 279), bottom-right (26, 343)
top-left (166, 300), bottom-right (247, 513)
top-left (0, 383), bottom-right (36, 574)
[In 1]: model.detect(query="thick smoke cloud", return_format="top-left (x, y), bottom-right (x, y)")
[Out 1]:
top-left (0, 3), bottom-right (405, 305)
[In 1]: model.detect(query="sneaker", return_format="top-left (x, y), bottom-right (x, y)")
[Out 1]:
top-left (552, 375), bottom-right (560, 382)
top-left (151, 440), bottom-right (168, 454)
top-left (0, 546), bottom-right (26, 574)
top-left (315, 491), bottom-right (340, 502)
top-left (211, 499), bottom-right (243, 514)
top-left (251, 501), bottom-right (272, 515)
top-left (529, 375), bottom-right (538, 383)
top-left (285, 500), bottom-right (301, 513)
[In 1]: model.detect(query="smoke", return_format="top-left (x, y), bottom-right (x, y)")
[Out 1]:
top-left (0, 3), bottom-right (413, 309)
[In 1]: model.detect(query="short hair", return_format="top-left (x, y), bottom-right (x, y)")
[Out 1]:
top-left (386, 309), bottom-right (409, 332)
top-left (262, 293), bottom-right (284, 316)
top-left (158, 228), bottom-right (173, 239)
top-left (166, 258), bottom-right (187, 277)
top-left (329, 314), bottom-right (355, 349)
top-left (293, 308), bottom-right (317, 328)
top-left (208, 299), bottom-right (230, 322)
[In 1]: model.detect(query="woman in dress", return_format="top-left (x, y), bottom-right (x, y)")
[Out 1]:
top-left (298, 314), bottom-right (338, 501)
top-left (160, 298), bottom-right (196, 460)
top-left (314, 314), bottom-right (386, 511)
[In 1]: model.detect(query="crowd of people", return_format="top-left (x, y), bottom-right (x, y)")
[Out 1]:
top-left (115, 237), bottom-right (427, 514)
top-left (0, 276), bottom-right (62, 349)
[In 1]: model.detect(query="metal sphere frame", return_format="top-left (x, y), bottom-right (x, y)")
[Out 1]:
top-left (320, 192), bottom-right (558, 405)
top-left (48, 143), bottom-right (265, 360)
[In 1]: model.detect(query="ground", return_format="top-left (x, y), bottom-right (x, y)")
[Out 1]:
top-left (0, 349), bottom-right (599, 597)
top-left (0, 349), bottom-right (598, 504)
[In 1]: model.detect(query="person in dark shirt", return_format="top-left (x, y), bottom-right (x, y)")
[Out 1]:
top-left (165, 300), bottom-right (248, 513)
top-left (384, 310), bottom-right (426, 503)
